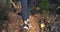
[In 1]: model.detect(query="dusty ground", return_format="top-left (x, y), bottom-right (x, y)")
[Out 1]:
top-left (2, 12), bottom-right (41, 32)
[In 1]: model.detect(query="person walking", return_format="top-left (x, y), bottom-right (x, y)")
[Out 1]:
top-left (20, 0), bottom-right (30, 30)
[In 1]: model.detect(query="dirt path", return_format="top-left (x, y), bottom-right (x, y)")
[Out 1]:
top-left (2, 12), bottom-right (41, 32)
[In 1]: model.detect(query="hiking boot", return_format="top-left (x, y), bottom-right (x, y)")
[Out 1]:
top-left (23, 24), bottom-right (29, 30)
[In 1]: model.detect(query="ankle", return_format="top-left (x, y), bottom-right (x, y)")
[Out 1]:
top-left (24, 21), bottom-right (28, 24)
top-left (27, 19), bottom-right (29, 22)
top-left (23, 19), bottom-right (30, 25)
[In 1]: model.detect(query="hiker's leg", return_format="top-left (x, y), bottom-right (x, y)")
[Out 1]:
top-left (20, 0), bottom-right (30, 29)
top-left (21, 0), bottom-right (30, 21)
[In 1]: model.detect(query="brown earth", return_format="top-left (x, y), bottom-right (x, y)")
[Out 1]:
top-left (2, 12), bottom-right (41, 32)
top-left (1, 0), bottom-right (42, 32)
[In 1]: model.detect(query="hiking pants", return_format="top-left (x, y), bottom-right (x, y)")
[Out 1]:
top-left (20, 0), bottom-right (30, 21)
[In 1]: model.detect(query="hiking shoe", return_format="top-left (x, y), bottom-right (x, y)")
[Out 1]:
top-left (23, 24), bottom-right (29, 30)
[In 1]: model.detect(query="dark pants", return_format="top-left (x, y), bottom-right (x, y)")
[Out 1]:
top-left (20, 0), bottom-right (30, 21)
top-left (20, 0), bottom-right (40, 21)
